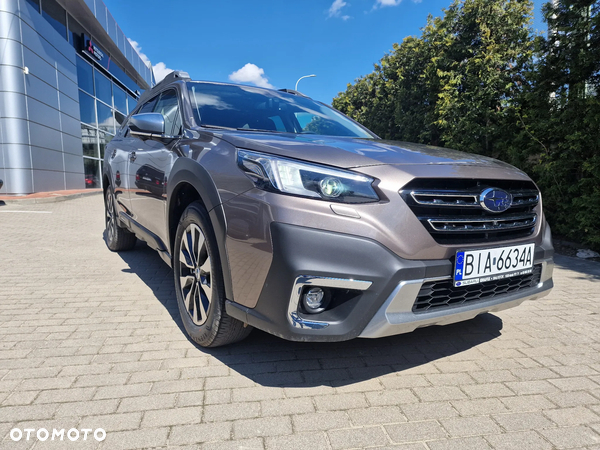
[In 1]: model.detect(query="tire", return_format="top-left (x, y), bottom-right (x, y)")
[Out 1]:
top-left (105, 185), bottom-right (137, 252)
top-left (173, 202), bottom-right (252, 347)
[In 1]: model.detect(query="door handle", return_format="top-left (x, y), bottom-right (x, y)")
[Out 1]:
top-left (129, 151), bottom-right (136, 162)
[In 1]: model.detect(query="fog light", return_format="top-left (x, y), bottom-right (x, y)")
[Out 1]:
top-left (303, 287), bottom-right (326, 313)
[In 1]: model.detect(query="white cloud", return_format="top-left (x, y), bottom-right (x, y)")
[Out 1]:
top-left (228, 63), bottom-right (274, 89)
top-left (375, 0), bottom-right (402, 7)
top-left (328, 0), bottom-right (351, 20)
top-left (152, 62), bottom-right (174, 83)
top-left (128, 39), bottom-right (150, 67)
top-left (128, 38), bottom-right (175, 83)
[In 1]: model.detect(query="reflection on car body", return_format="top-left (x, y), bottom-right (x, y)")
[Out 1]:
top-left (135, 164), bottom-right (166, 198)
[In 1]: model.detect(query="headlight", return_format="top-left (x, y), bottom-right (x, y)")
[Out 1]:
top-left (237, 149), bottom-right (379, 204)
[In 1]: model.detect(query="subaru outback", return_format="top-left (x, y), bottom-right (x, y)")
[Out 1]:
top-left (103, 71), bottom-right (554, 347)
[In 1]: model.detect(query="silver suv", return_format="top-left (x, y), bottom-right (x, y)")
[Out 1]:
top-left (103, 71), bottom-right (554, 347)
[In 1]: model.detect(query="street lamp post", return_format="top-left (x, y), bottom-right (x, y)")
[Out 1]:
top-left (295, 74), bottom-right (316, 91)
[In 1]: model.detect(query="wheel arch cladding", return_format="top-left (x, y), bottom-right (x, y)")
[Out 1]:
top-left (167, 158), bottom-right (234, 302)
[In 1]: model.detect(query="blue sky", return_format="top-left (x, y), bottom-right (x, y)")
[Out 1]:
top-left (105, 0), bottom-right (550, 104)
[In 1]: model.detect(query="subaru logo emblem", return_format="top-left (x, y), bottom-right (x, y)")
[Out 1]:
top-left (480, 188), bottom-right (512, 213)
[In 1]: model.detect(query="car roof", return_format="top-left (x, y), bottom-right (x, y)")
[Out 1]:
top-left (137, 71), bottom-right (310, 106)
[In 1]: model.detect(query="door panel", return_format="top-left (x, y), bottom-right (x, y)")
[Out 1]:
top-left (127, 142), bottom-right (176, 247)
top-left (125, 89), bottom-right (182, 251)
top-left (107, 135), bottom-right (133, 216)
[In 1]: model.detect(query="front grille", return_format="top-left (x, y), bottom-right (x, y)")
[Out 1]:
top-left (413, 264), bottom-right (542, 312)
top-left (400, 179), bottom-right (539, 244)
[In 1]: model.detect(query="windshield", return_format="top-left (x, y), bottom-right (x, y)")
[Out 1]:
top-left (187, 82), bottom-right (374, 138)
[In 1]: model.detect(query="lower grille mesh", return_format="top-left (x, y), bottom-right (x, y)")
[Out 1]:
top-left (413, 265), bottom-right (542, 312)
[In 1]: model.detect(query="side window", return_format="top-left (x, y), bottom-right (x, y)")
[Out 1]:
top-left (138, 96), bottom-right (158, 114)
top-left (172, 109), bottom-right (182, 136)
top-left (153, 89), bottom-right (181, 136)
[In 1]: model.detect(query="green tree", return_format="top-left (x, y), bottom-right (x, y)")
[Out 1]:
top-left (334, 0), bottom-right (600, 249)
top-left (523, 0), bottom-right (600, 246)
top-left (334, 0), bottom-right (536, 161)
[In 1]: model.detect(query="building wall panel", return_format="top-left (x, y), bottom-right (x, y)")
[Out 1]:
top-left (31, 146), bottom-right (64, 171)
top-left (65, 171), bottom-right (84, 189)
top-left (25, 74), bottom-right (59, 109)
top-left (0, 11), bottom-right (21, 40)
top-left (0, 39), bottom-right (25, 75)
top-left (62, 132), bottom-right (83, 156)
top-left (1, 118), bottom-right (30, 145)
top-left (29, 122), bottom-right (62, 151)
top-left (0, 91), bottom-right (28, 120)
top-left (3, 167), bottom-right (34, 193)
top-left (27, 97), bottom-right (62, 131)
top-left (31, 168), bottom-right (65, 191)
top-left (64, 152), bottom-right (84, 174)
top-left (0, 0), bottom-right (19, 14)
top-left (57, 71), bottom-right (78, 101)
top-left (60, 113), bottom-right (81, 138)
top-left (59, 92), bottom-right (80, 119)
top-left (2, 144), bottom-right (32, 169)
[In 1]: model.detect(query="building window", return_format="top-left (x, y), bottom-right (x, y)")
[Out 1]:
top-left (68, 14), bottom-right (85, 51)
top-left (83, 158), bottom-right (100, 189)
top-left (76, 57), bottom-right (94, 96)
top-left (94, 70), bottom-right (113, 107)
top-left (78, 90), bottom-right (96, 126)
top-left (81, 126), bottom-right (98, 158)
top-left (113, 85), bottom-right (127, 113)
top-left (41, 0), bottom-right (67, 39)
top-left (98, 132), bottom-right (113, 159)
top-left (128, 94), bottom-right (138, 114)
top-left (25, 0), bottom-right (40, 13)
top-left (97, 102), bottom-right (115, 134)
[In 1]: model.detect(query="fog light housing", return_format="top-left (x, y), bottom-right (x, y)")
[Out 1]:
top-left (319, 177), bottom-right (344, 198)
top-left (302, 287), bottom-right (328, 313)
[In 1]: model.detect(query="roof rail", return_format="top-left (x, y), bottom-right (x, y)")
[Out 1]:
top-left (278, 88), bottom-right (310, 98)
top-left (137, 71), bottom-right (191, 105)
top-left (158, 71), bottom-right (191, 86)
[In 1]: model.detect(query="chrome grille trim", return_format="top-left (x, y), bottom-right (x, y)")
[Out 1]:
top-left (407, 188), bottom-right (539, 209)
top-left (409, 190), bottom-right (479, 207)
top-left (400, 179), bottom-right (540, 244)
top-left (426, 213), bottom-right (537, 233)
top-left (510, 189), bottom-right (540, 207)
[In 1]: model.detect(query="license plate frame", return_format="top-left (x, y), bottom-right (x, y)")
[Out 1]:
top-left (453, 243), bottom-right (535, 287)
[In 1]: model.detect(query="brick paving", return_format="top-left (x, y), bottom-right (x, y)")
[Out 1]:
top-left (1, 194), bottom-right (599, 449)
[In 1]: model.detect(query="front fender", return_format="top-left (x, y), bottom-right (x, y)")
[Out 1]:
top-left (167, 158), bottom-right (234, 302)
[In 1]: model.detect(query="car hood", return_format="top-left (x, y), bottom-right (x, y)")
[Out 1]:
top-left (215, 131), bottom-right (519, 171)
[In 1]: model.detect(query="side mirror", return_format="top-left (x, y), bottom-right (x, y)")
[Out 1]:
top-left (129, 113), bottom-right (165, 137)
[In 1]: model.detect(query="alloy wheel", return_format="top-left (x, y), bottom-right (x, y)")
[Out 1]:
top-left (105, 191), bottom-right (117, 243)
top-left (178, 223), bottom-right (212, 326)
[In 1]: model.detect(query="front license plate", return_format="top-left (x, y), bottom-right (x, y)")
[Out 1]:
top-left (454, 243), bottom-right (535, 287)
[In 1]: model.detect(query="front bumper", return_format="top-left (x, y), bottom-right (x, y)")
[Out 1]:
top-left (226, 222), bottom-right (554, 342)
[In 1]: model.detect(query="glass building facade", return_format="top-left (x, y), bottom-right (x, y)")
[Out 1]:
top-left (0, 0), bottom-right (155, 194)
top-left (76, 56), bottom-right (138, 188)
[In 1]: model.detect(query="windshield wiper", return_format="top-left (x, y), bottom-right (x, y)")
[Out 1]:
top-left (199, 124), bottom-right (238, 131)
top-left (201, 124), bottom-right (280, 133)
top-left (236, 128), bottom-right (280, 133)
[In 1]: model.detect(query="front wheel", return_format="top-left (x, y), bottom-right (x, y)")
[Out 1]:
top-left (173, 202), bottom-right (252, 347)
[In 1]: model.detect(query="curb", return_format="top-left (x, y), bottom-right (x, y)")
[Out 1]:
top-left (0, 190), bottom-right (102, 205)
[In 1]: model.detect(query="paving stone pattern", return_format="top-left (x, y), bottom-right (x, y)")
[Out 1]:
top-left (1, 195), bottom-right (600, 449)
